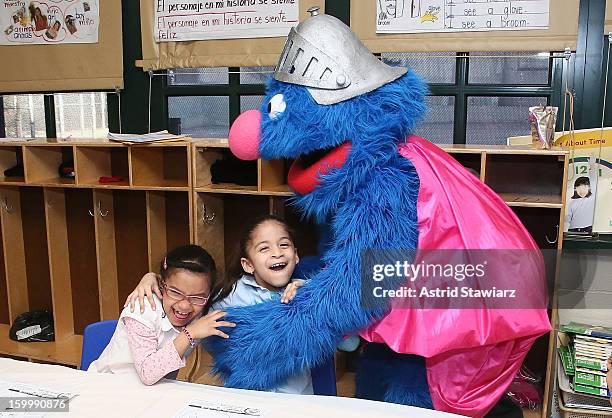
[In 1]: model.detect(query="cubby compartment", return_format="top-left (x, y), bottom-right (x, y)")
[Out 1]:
top-left (260, 159), bottom-right (293, 195)
top-left (0, 146), bottom-right (25, 184)
top-left (512, 207), bottom-right (562, 250)
top-left (194, 147), bottom-right (258, 193)
top-left (445, 150), bottom-right (483, 179)
top-left (20, 188), bottom-right (53, 313)
top-left (485, 154), bottom-right (565, 207)
top-left (24, 146), bottom-right (75, 185)
top-left (64, 189), bottom-right (100, 335)
top-left (75, 146), bottom-right (130, 187)
top-left (131, 145), bottom-right (189, 189)
top-left (146, 191), bottom-right (192, 277)
top-left (195, 193), bottom-right (270, 276)
top-left (104, 190), bottom-right (150, 309)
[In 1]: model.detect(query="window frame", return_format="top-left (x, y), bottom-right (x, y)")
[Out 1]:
top-left (157, 52), bottom-right (563, 145)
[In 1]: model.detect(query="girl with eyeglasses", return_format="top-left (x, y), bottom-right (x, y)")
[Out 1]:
top-left (125, 216), bottom-right (310, 393)
top-left (88, 245), bottom-right (235, 385)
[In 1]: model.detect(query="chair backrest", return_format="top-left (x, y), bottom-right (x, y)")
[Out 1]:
top-left (311, 356), bottom-right (337, 396)
top-left (80, 320), bottom-right (118, 370)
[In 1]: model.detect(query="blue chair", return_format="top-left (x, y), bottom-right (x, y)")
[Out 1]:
top-left (80, 320), bottom-right (118, 370)
top-left (311, 356), bottom-right (337, 396)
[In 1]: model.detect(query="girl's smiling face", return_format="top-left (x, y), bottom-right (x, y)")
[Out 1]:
top-left (576, 184), bottom-right (590, 198)
top-left (241, 220), bottom-right (299, 291)
top-left (161, 269), bottom-right (210, 328)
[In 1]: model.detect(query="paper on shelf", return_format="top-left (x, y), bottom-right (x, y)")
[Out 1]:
top-left (108, 130), bottom-right (190, 144)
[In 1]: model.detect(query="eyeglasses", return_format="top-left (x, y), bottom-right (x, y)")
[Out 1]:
top-left (160, 281), bottom-right (209, 306)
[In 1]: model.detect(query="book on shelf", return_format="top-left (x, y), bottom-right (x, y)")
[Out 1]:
top-left (575, 356), bottom-right (609, 372)
top-left (561, 323), bottom-right (612, 340)
top-left (573, 383), bottom-right (611, 398)
top-left (574, 370), bottom-right (608, 389)
top-left (558, 345), bottom-right (575, 375)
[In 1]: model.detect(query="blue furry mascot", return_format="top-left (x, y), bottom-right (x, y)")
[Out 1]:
top-left (207, 11), bottom-right (551, 417)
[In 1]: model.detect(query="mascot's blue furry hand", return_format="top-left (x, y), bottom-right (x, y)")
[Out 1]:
top-left (202, 287), bottom-right (335, 390)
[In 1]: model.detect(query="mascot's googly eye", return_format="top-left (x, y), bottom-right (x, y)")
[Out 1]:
top-left (267, 94), bottom-right (286, 120)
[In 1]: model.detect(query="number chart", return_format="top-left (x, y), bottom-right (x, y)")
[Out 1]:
top-left (376, 0), bottom-right (549, 34)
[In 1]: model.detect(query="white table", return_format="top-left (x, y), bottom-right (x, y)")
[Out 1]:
top-left (0, 358), bottom-right (463, 417)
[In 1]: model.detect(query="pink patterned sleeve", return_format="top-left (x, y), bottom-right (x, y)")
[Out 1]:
top-left (124, 317), bottom-right (186, 385)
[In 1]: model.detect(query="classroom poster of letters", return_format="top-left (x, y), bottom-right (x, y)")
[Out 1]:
top-left (1, 0), bottom-right (99, 45)
top-left (154, 0), bottom-right (299, 42)
top-left (376, 0), bottom-right (549, 34)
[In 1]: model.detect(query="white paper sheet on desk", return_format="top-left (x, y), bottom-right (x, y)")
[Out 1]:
top-left (0, 379), bottom-right (76, 400)
top-left (0, 412), bottom-right (46, 417)
top-left (0, 379), bottom-right (77, 417)
top-left (173, 399), bottom-right (266, 418)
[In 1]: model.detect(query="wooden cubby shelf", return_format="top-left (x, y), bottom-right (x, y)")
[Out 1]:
top-left (0, 324), bottom-right (82, 366)
top-left (24, 145), bottom-right (76, 186)
top-left (498, 193), bottom-right (563, 208)
top-left (442, 145), bottom-right (568, 210)
top-left (193, 139), bottom-right (293, 196)
top-left (0, 138), bottom-right (569, 418)
top-left (0, 138), bottom-right (194, 369)
top-left (131, 144), bottom-right (190, 190)
top-left (0, 146), bottom-right (25, 184)
top-left (75, 146), bottom-right (130, 188)
top-left (194, 142), bottom-right (258, 194)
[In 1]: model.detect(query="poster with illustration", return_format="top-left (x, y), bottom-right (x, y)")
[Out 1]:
top-left (555, 129), bottom-right (612, 235)
top-left (376, 0), bottom-right (550, 34)
top-left (154, 0), bottom-right (299, 42)
top-left (1, 0), bottom-right (99, 45)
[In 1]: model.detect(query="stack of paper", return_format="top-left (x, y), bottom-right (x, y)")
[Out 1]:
top-left (108, 130), bottom-right (190, 144)
top-left (558, 322), bottom-right (612, 408)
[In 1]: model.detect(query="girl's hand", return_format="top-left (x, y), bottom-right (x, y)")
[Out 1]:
top-left (186, 310), bottom-right (236, 340)
top-left (124, 273), bottom-right (161, 313)
top-left (281, 279), bottom-right (304, 304)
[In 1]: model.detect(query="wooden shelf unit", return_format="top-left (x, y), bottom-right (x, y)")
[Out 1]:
top-left (441, 144), bottom-right (569, 418)
top-left (0, 139), bottom-right (568, 417)
top-left (0, 138), bottom-right (193, 369)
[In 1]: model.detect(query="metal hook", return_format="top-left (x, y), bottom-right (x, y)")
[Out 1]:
top-left (97, 201), bottom-right (109, 217)
top-left (88, 202), bottom-right (109, 217)
top-left (2, 197), bottom-right (12, 213)
top-left (545, 225), bottom-right (559, 245)
top-left (201, 204), bottom-right (215, 224)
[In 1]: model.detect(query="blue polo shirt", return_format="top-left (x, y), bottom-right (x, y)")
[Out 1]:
top-left (211, 275), bottom-right (314, 395)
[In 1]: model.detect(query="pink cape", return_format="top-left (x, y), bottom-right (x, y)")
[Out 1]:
top-left (360, 136), bottom-right (551, 417)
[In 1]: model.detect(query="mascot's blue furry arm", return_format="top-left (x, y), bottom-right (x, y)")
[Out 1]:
top-left (204, 73), bottom-right (427, 391)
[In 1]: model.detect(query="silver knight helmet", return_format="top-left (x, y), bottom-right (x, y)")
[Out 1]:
top-left (273, 7), bottom-right (407, 105)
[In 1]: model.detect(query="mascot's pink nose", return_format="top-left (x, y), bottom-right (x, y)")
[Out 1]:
top-left (228, 109), bottom-right (261, 161)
